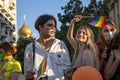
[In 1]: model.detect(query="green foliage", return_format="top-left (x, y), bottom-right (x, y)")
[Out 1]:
top-left (56, 0), bottom-right (109, 61)
top-left (15, 37), bottom-right (34, 73)
top-left (56, 0), bottom-right (83, 61)
top-left (14, 0), bottom-right (109, 72)
top-left (83, 0), bottom-right (109, 41)
top-left (57, 0), bottom-right (83, 24)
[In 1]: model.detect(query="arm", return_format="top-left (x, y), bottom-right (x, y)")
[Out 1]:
top-left (24, 44), bottom-right (32, 74)
top-left (100, 46), bottom-right (108, 68)
top-left (60, 41), bottom-right (71, 66)
top-left (10, 61), bottom-right (22, 80)
top-left (104, 50), bottom-right (120, 80)
top-left (0, 69), bottom-right (5, 79)
top-left (66, 15), bottom-right (82, 50)
top-left (53, 40), bottom-right (71, 66)
top-left (24, 43), bottom-right (35, 79)
top-left (10, 72), bottom-right (20, 80)
top-left (83, 50), bottom-right (94, 67)
top-left (48, 40), bottom-right (71, 78)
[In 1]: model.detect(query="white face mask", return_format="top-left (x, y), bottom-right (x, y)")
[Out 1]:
top-left (103, 31), bottom-right (115, 40)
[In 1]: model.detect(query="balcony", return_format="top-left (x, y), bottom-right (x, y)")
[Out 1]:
top-left (0, 30), bottom-right (8, 38)
top-left (0, 13), bottom-right (14, 30)
top-left (9, 2), bottom-right (15, 10)
top-left (5, 13), bottom-right (11, 17)
top-left (4, 8), bottom-right (16, 21)
top-left (1, 8), bottom-right (7, 13)
top-left (0, 2), bottom-right (3, 8)
top-left (5, 12), bottom-right (15, 21)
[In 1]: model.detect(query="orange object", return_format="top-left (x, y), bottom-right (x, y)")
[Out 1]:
top-left (72, 66), bottom-right (103, 80)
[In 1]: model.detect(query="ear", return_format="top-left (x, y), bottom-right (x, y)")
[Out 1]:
top-left (38, 25), bottom-right (43, 31)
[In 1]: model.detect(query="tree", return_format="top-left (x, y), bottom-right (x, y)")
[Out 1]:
top-left (56, 0), bottom-right (109, 60)
top-left (83, 0), bottom-right (109, 41)
top-left (15, 37), bottom-right (34, 73)
top-left (56, 0), bottom-right (84, 60)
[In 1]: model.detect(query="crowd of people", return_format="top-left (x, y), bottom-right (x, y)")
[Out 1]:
top-left (0, 14), bottom-right (120, 80)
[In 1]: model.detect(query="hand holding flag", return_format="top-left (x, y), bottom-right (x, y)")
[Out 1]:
top-left (71, 15), bottom-right (82, 23)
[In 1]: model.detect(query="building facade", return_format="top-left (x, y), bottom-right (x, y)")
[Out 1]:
top-left (0, 0), bottom-right (16, 44)
top-left (104, 0), bottom-right (120, 30)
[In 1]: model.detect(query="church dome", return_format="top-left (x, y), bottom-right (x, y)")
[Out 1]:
top-left (18, 22), bottom-right (32, 38)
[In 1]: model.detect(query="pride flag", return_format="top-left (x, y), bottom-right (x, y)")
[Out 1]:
top-left (37, 58), bottom-right (47, 77)
top-left (88, 16), bottom-right (107, 27)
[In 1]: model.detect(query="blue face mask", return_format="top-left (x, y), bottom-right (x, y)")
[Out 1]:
top-left (0, 52), bottom-right (7, 61)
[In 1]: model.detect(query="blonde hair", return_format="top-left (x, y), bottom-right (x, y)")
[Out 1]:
top-left (72, 26), bottom-right (99, 68)
top-left (77, 26), bottom-right (98, 55)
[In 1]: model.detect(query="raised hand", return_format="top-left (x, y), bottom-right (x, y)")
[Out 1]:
top-left (26, 70), bottom-right (35, 79)
top-left (71, 15), bottom-right (82, 23)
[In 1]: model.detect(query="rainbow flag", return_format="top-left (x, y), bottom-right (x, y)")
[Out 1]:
top-left (88, 16), bottom-right (107, 27)
top-left (37, 58), bottom-right (47, 77)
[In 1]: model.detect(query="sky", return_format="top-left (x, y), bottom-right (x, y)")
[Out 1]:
top-left (17, 0), bottom-right (91, 39)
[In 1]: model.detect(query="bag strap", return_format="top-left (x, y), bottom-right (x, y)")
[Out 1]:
top-left (32, 40), bottom-right (35, 66)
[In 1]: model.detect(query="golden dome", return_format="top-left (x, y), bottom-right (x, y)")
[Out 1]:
top-left (18, 22), bottom-right (32, 38)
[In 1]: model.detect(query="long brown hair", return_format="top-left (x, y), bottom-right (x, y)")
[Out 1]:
top-left (98, 19), bottom-right (117, 51)
top-left (111, 32), bottom-right (120, 49)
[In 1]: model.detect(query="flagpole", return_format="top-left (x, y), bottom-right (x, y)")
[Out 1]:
top-left (82, 16), bottom-right (94, 18)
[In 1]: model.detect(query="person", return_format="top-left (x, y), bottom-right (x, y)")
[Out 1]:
top-left (0, 42), bottom-right (22, 80)
top-left (66, 15), bottom-right (99, 70)
top-left (104, 32), bottom-right (120, 80)
top-left (96, 19), bottom-right (118, 80)
top-left (24, 14), bottom-right (71, 80)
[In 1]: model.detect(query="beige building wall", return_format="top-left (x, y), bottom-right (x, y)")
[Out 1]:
top-left (104, 0), bottom-right (120, 31)
top-left (0, 0), bottom-right (17, 45)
